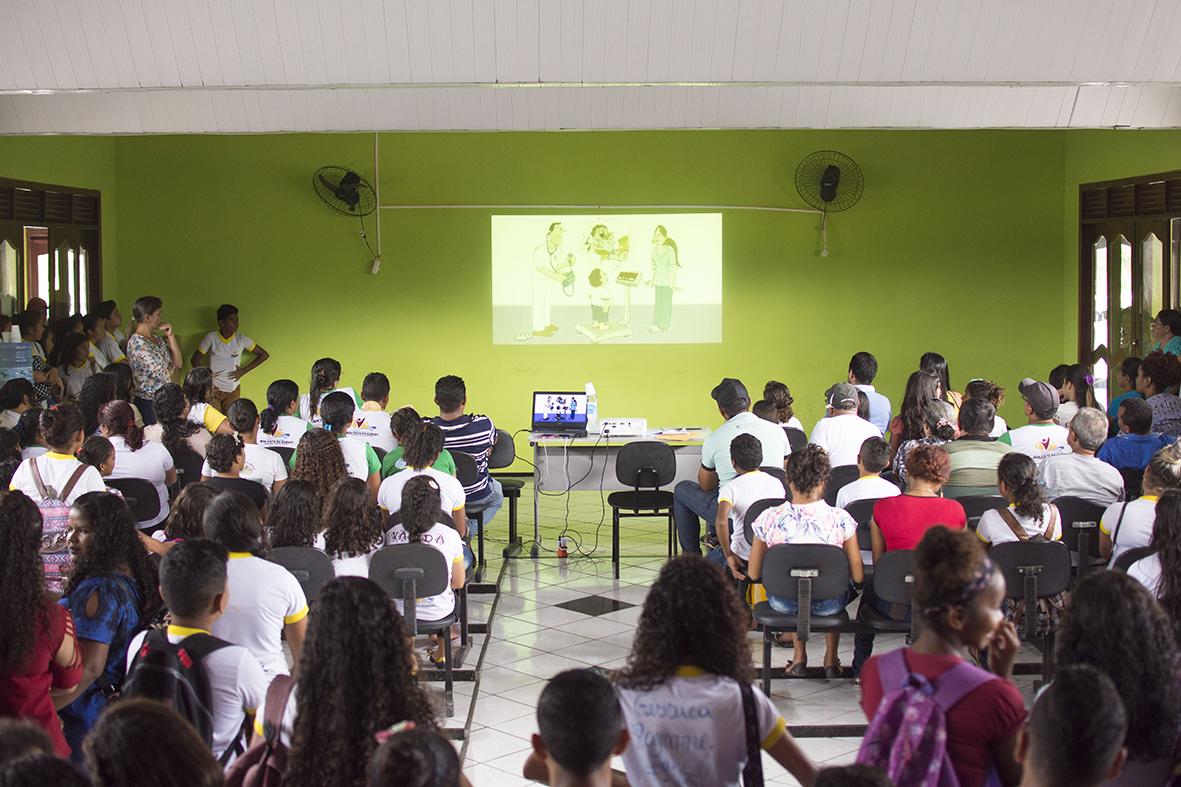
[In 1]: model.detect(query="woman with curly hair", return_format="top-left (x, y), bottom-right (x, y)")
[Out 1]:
top-left (887, 369), bottom-right (944, 462)
top-left (205, 491), bottom-right (307, 678)
top-left (0, 492), bottom-right (83, 758)
top-left (609, 556), bottom-right (815, 786)
top-left (1056, 570), bottom-right (1180, 786)
top-left (77, 372), bottom-right (116, 436)
top-left (253, 576), bottom-right (435, 787)
top-left (748, 445), bottom-right (862, 678)
top-left (291, 427), bottom-right (348, 510)
top-left (83, 698), bottom-right (224, 787)
top-left (316, 477), bottom-right (384, 577)
top-left (1128, 488), bottom-right (1181, 628)
top-left (100, 400), bottom-right (176, 530)
top-left (859, 527), bottom-right (1023, 787)
top-left (1136, 350), bottom-right (1181, 436)
top-left (963, 378), bottom-right (1008, 437)
top-left (304, 391), bottom-right (381, 498)
top-left (143, 383), bottom-right (212, 458)
top-left (203, 433), bottom-right (269, 515)
top-left (54, 491), bottom-right (161, 762)
top-left (763, 380), bottom-right (804, 431)
top-left (139, 481), bottom-right (218, 558)
top-left (0, 428), bottom-right (24, 489)
top-left (267, 479), bottom-right (323, 548)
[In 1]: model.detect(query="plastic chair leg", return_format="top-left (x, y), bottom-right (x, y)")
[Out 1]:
top-left (762, 627), bottom-right (773, 695)
top-left (458, 587), bottom-right (469, 648)
top-left (443, 630), bottom-right (454, 697)
top-left (612, 508), bottom-right (621, 580)
top-left (475, 512), bottom-right (486, 583)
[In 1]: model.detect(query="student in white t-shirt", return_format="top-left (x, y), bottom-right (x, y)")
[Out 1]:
top-left (99, 400), bottom-right (177, 530)
top-left (1128, 489), bottom-right (1181, 605)
top-left (143, 383), bottom-right (215, 458)
top-left (94, 300), bottom-right (129, 363)
top-left (998, 378), bottom-right (1071, 462)
top-left (378, 422), bottom-right (468, 537)
top-left (256, 379), bottom-right (312, 450)
top-left (347, 372), bottom-right (396, 453)
top-left (611, 557), bottom-right (816, 787)
top-left (204, 490), bottom-right (308, 678)
top-left (1102, 442), bottom-right (1181, 566)
top-left (124, 540), bottom-right (268, 765)
top-left (836, 436), bottom-right (902, 509)
top-left (84, 313), bottom-right (118, 369)
top-left (201, 399), bottom-right (287, 495)
top-left (316, 392), bottom-right (381, 499)
top-left (314, 477), bottom-right (384, 577)
top-left (181, 368), bottom-right (235, 437)
top-left (711, 433), bottom-right (786, 580)
top-left (58, 334), bottom-right (98, 400)
top-left (385, 475), bottom-right (466, 666)
top-left (977, 453), bottom-right (1062, 546)
top-left (808, 383), bottom-right (881, 468)
top-left (189, 304), bottom-right (270, 415)
top-left (9, 404), bottom-right (107, 504)
top-left (299, 357), bottom-right (360, 425)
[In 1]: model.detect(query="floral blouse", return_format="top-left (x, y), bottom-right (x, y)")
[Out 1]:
top-left (126, 334), bottom-right (174, 397)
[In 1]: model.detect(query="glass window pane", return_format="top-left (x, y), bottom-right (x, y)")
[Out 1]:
top-left (0, 240), bottom-right (17, 316)
top-left (1093, 237), bottom-right (1108, 352)
top-left (1117, 235), bottom-right (1133, 353)
top-left (1143, 231), bottom-right (1164, 350)
top-left (66, 248), bottom-right (76, 315)
top-left (77, 248), bottom-right (88, 315)
top-left (1094, 356), bottom-right (1109, 411)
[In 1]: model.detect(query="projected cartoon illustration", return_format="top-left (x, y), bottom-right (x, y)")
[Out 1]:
top-left (493, 213), bottom-right (721, 345)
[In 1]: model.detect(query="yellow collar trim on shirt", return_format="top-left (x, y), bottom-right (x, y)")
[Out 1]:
top-left (360, 401), bottom-right (384, 412)
top-left (857, 474), bottom-right (880, 481)
top-left (46, 451), bottom-right (77, 460)
top-left (218, 332), bottom-right (236, 344)
top-left (167, 624), bottom-right (211, 638)
top-left (227, 551), bottom-right (253, 559)
top-left (1142, 495), bottom-right (1161, 502)
top-left (674, 665), bottom-right (706, 677)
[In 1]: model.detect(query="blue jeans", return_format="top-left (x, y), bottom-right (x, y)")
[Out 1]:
top-left (853, 582), bottom-right (911, 677)
top-left (673, 481), bottom-right (718, 555)
top-left (769, 591), bottom-right (849, 616)
top-left (467, 477), bottom-right (504, 536)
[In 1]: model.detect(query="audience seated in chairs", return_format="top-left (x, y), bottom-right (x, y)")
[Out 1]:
top-left (943, 397), bottom-right (1013, 499)
top-left (1037, 407), bottom-right (1124, 505)
top-left (998, 378), bottom-right (1070, 462)
top-left (1097, 396), bottom-right (1174, 470)
top-left (962, 379), bottom-right (1009, 437)
top-left (145, 383), bottom-right (213, 458)
top-left (892, 399), bottom-right (956, 486)
top-left (315, 476), bottom-right (385, 578)
top-left (809, 382), bottom-right (880, 469)
top-left (1137, 350), bottom-right (1181, 437)
top-left (266, 478), bottom-right (324, 548)
top-left (1100, 442), bottom-right (1181, 565)
top-left (1126, 488), bottom-right (1181, 634)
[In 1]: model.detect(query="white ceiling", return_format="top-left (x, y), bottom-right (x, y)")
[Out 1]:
top-left (2, 0), bottom-right (1181, 134)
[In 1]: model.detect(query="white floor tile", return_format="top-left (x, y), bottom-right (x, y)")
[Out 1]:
top-left (465, 727), bottom-right (537, 766)
top-left (470, 695), bottom-right (537, 727)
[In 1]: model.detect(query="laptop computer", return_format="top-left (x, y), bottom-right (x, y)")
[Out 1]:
top-left (531, 391), bottom-right (590, 435)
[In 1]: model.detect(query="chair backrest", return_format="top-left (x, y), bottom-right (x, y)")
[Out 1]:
top-left (267, 446), bottom-right (295, 466)
top-left (742, 497), bottom-right (787, 546)
top-left (955, 495), bottom-right (1007, 528)
top-left (871, 550), bottom-right (917, 607)
top-left (880, 470), bottom-right (904, 490)
top-left (372, 445), bottom-right (387, 462)
top-left (823, 465), bottom-right (861, 506)
top-left (759, 543), bottom-right (850, 601)
top-left (990, 540), bottom-right (1072, 640)
top-left (172, 450), bottom-right (206, 491)
top-left (614, 441), bottom-right (677, 489)
top-left (369, 544), bottom-right (451, 633)
top-left (759, 466), bottom-right (788, 495)
top-left (104, 477), bottom-right (162, 524)
top-left (844, 498), bottom-right (883, 551)
top-left (489, 429), bottom-right (516, 470)
top-left (1055, 495), bottom-right (1107, 560)
top-left (1112, 545), bottom-right (1155, 573)
top-left (268, 546), bottom-right (335, 603)
top-left (784, 428), bottom-right (807, 453)
top-left (1119, 467), bottom-right (1144, 499)
top-left (451, 450), bottom-right (479, 487)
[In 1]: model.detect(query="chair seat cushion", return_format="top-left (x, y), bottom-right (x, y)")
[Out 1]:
top-left (607, 490), bottom-right (674, 511)
top-left (414, 613), bottom-right (459, 635)
top-left (498, 478), bottom-right (525, 493)
top-left (752, 602), bottom-right (851, 630)
top-left (856, 602), bottom-right (911, 632)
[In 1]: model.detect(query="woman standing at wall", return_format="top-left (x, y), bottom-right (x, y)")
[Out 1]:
top-left (124, 297), bottom-right (182, 426)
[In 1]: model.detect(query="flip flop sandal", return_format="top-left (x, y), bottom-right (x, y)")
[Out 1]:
top-left (824, 662), bottom-right (842, 679)
top-left (783, 661), bottom-right (808, 678)
top-left (427, 647), bottom-right (447, 668)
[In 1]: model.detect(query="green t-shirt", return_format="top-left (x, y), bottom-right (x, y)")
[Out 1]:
top-left (381, 446), bottom-right (457, 479)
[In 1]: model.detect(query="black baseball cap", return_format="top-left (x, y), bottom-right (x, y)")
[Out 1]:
top-left (711, 378), bottom-right (750, 409)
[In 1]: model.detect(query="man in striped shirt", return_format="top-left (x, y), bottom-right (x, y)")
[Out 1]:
top-left (431, 375), bottom-right (503, 535)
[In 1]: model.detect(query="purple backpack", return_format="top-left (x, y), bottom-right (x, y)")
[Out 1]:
top-left (856, 649), bottom-right (998, 787)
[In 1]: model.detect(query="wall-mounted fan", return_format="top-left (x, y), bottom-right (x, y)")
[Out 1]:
top-left (795, 151), bottom-right (864, 257)
top-left (312, 165), bottom-right (382, 272)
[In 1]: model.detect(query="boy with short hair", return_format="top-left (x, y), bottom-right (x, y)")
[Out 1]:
top-left (524, 669), bottom-right (629, 787)
top-left (431, 375), bottom-right (502, 532)
top-left (124, 540), bottom-right (269, 765)
top-left (190, 304), bottom-right (270, 414)
top-left (752, 399), bottom-right (779, 424)
top-left (1097, 396), bottom-right (1174, 470)
top-left (713, 433), bottom-right (785, 581)
top-left (835, 437), bottom-right (902, 508)
top-left (347, 372), bottom-right (395, 452)
top-left (93, 301), bottom-right (128, 364)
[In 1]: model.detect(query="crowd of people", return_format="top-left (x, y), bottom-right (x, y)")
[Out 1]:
top-left (1, 296), bottom-right (1180, 786)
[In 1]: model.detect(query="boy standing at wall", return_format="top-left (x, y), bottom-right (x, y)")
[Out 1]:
top-left (191, 304), bottom-right (270, 413)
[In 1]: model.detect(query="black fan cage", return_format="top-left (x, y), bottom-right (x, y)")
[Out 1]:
top-left (312, 166), bottom-right (377, 216)
top-left (795, 151), bottom-right (864, 212)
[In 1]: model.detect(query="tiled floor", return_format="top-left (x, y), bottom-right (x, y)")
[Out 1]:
top-left (426, 482), bottom-right (1044, 786)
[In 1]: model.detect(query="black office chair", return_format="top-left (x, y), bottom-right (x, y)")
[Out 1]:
top-left (170, 449), bottom-right (206, 495)
top-left (991, 540), bottom-right (1072, 681)
top-left (759, 466), bottom-right (788, 495)
top-left (784, 428), bottom-right (807, 454)
top-left (606, 441), bottom-right (677, 580)
top-left (742, 497), bottom-right (787, 550)
top-left (452, 450), bottom-right (491, 583)
top-left (268, 546), bottom-right (335, 603)
top-left (823, 465), bottom-right (860, 506)
top-left (843, 498), bottom-right (883, 552)
top-left (1055, 496), bottom-right (1107, 577)
top-left (105, 477), bottom-right (162, 529)
top-left (369, 544), bottom-right (460, 699)
top-left (880, 470), bottom-right (904, 490)
top-left (266, 446), bottom-right (295, 467)
top-left (855, 550), bottom-right (920, 644)
top-left (753, 544), bottom-right (852, 693)
top-left (1119, 467), bottom-right (1144, 499)
top-left (489, 429), bottom-right (524, 557)
top-left (956, 495), bottom-right (1007, 530)
top-left (1112, 545), bottom-right (1154, 573)
top-left (372, 445), bottom-right (388, 463)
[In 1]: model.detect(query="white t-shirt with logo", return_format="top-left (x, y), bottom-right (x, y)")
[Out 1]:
top-left (999, 422), bottom-right (1071, 462)
top-left (1101, 496), bottom-right (1159, 567)
top-left (809, 413), bottom-right (882, 468)
top-left (835, 476), bottom-right (902, 509)
top-left (378, 466), bottom-right (466, 515)
top-left (615, 668), bottom-right (786, 787)
top-left (197, 332), bottom-right (257, 393)
top-left (125, 625), bottom-right (268, 764)
top-left (339, 434), bottom-right (379, 481)
top-left (384, 522), bottom-right (465, 620)
top-left (298, 387), bottom-right (359, 425)
top-left (10, 452), bottom-right (108, 504)
top-left (107, 435), bottom-right (175, 528)
top-left (202, 443), bottom-right (288, 493)
top-left (718, 470), bottom-right (786, 560)
top-left (211, 553), bottom-right (309, 679)
top-left (256, 416), bottom-right (311, 450)
top-left (347, 407), bottom-right (394, 452)
top-left (976, 503), bottom-right (1062, 545)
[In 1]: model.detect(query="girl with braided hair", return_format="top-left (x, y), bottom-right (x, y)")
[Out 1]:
top-left (99, 400), bottom-right (176, 530)
top-left (297, 357), bottom-right (360, 425)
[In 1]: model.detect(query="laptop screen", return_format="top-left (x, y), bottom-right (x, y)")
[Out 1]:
top-left (532, 391), bottom-right (589, 431)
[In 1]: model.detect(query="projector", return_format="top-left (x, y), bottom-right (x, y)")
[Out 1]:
top-left (600, 418), bottom-right (648, 437)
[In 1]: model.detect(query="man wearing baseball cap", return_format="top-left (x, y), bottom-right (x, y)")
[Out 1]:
top-left (808, 382), bottom-right (881, 467)
top-left (672, 377), bottom-right (790, 555)
top-left (997, 378), bottom-right (1071, 461)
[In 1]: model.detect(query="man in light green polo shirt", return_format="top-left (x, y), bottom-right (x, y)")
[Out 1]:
top-left (943, 397), bottom-right (1013, 498)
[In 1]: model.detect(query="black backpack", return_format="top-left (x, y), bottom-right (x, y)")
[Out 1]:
top-left (123, 628), bottom-right (245, 765)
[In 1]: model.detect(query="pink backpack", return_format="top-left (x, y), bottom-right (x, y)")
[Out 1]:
top-left (856, 649), bottom-right (999, 787)
top-left (30, 460), bottom-right (88, 595)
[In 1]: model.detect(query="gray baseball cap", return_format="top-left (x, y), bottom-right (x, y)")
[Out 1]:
top-left (1019, 378), bottom-right (1060, 418)
top-left (825, 382), bottom-right (860, 410)
top-left (711, 378), bottom-right (750, 410)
